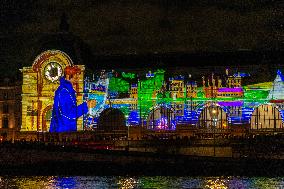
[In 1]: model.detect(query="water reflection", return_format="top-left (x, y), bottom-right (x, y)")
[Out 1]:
top-left (53, 177), bottom-right (77, 189)
top-left (0, 176), bottom-right (282, 189)
top-left (205, 178), bottom-right (228, 189)
top-left (2, 176), bottom-right (54, 189)
top-left (117, 177), bottom-right (138, 189)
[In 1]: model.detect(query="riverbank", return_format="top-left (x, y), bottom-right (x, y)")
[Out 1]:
top-left (2, 158), bottom-right (284, 176)
top-left (0, 141), bottom-right (283, 176)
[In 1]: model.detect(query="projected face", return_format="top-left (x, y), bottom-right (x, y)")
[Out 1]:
top-left (44, 62), bottom-right (63, 82)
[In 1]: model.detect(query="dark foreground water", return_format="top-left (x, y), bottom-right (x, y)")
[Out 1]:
top-left (0, 176), bottom-right (283, 189)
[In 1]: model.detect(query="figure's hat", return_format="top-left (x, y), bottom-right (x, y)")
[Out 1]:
top-left (64, 65), bottom-right (81, 76)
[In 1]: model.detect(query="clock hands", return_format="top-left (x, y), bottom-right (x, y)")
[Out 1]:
top-left (44, 62), bottom-right (63, 82)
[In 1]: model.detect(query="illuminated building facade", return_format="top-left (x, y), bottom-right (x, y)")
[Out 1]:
top-left (186, 81), bottom-right (197, 98)
top-left (19, 49), bottom-right (284, 133)
top-left (130, 84), bottom-right (138, 99)
top-left (20, 50), bottom-right (85, 132)
top-left (84, 68), bottom-right (284, 131)
top-left (169, 76), bottom-right (185, 99)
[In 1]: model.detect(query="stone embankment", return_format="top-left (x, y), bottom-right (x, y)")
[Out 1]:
top-left (0, 136), bottom-right (283, 175)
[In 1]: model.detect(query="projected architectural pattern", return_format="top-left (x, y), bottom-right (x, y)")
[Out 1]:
top-left (84, 69), bottom-right (284, 131)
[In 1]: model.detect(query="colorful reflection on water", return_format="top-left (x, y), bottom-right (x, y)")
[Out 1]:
top-left (0, 176), bottom-right (283, 189)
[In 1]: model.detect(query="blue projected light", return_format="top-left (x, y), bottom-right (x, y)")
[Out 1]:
top-left (127, 111), bottom-right (140, 126)
top-left (180, 108), bottom-right (199, 125)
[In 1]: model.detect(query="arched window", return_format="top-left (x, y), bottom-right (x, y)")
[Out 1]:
top-left (147, 106), bottom-right (175, 130)
top-left (198, 105), bottom-right (228, 129)
top-left (251, 104), bottom-right (283, 130)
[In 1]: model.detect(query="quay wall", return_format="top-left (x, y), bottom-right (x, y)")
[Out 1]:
top-left (0, 143), bottom-right (283, 176)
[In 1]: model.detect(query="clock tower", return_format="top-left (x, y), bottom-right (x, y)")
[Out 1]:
top-left (20, 50), bottom-right (85, 132)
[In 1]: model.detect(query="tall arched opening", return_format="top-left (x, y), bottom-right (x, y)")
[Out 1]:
top-left (146, 106), bottom-right (175, 130)
top-left (251, 104), bottom-right (283, 130)
top-left (42, 105), bottom-right (53, 132)
top-left (198, 104), bottom-right (228, 129)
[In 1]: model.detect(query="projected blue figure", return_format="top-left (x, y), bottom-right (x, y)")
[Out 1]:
top-left (50, 66), bottom-right (96, 132)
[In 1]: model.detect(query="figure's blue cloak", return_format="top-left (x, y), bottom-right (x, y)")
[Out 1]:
top-left (50, 77), bottom-right (88, 132)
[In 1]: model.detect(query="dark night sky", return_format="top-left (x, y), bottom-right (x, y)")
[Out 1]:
top-left (0, 0), bottom-right (284, 78)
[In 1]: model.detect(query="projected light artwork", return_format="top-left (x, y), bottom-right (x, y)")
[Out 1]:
top-left (82, 69), bottom-right (284, 131)
top-left (22, 50), bottom-right (284, 133)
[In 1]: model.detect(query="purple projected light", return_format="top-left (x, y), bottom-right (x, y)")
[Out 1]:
top-left (218, 101), bottom-right (243, 106)
top-left (217, 87), bottom-right (243, 93)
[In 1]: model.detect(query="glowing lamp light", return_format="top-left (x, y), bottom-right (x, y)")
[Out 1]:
top-left (156, 117), bottom-right (168, 130)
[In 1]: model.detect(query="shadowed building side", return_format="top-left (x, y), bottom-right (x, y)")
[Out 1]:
top-left (0, 79), bottom-right (22, 141)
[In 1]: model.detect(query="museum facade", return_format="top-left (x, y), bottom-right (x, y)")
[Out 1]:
top-left (1, 49), bottom-right (284, 141)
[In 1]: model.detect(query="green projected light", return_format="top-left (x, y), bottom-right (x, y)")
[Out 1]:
top-left (122, 72), bottom-right (136, 80)
top-left (138, 69), bottom-right (165, 119)
top-left (109, 77), bottom-right (129, 93)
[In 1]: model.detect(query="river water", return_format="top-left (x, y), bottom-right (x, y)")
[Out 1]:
top-left (0, 176), bottom-right (283, 189)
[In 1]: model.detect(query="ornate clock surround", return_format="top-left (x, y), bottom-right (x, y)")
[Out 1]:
top-left (33, 50), bottom-right (73, 78)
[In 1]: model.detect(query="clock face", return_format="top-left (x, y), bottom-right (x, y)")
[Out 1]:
top-left (44, 62), bottom-right (63, 82)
